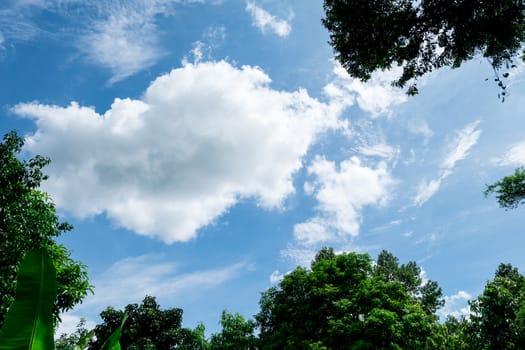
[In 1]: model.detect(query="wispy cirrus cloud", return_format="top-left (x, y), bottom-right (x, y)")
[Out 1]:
top-left (493, 140), bottom-right (525, 167)
top-left (81, 254), bottom-right (248, 310)
top-left (414, 121), bottom-right (481, 206)
top-left (245, 1), bottom-right (292, 37)
top-left (57, 253), bottom-right (247, 336)
top-left (0, 0), bottom-right (219, 82)
top-left (79, 5), bottom-right (165, 83)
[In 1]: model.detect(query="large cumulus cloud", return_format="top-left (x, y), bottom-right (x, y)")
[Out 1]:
top-left (14, 61), bottom-right (342, 243)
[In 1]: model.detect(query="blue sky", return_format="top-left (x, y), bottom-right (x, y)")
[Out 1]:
top-left (2, 0), bottom-right (525, 336)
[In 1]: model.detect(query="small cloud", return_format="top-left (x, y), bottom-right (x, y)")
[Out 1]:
top-left (401, 231), bottom-right (413, 237)
top-left (293, 217), bottom-right (333, 246)
top-left (413, 121), bottom-right (481, 206)
top-left (245, 1), bottom-right (292, 37)
top-left (182, 26), bottom-right (227, 64)
top-left (407, 119), bottom-right (433, 142)
top-left (270, 270), bottom-right (285, 284)
top-left (442, 120), bottom-right (481, 170)
top-left (493, 140), bottom-right (525, 166)
top-left (281, 245), bottom-right (317, 267)
top-left (329, 62), bottom-right (408, 117)
top-left (357, 143), bottom-right (400, 162)
top-left (294, 155), bottom-right (395, 245)
top-left (438, 290), bottom-right (472, 320)
top-left (414, 178), bottom-right (441, 206)
top-left (415, 232), bottom-right (440, 245)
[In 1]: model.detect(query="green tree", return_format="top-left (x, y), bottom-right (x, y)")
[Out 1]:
top-left (436, 316), bottom-right (475, 350)
top-left (484, 167), bottom-right (525, 209)
top-left (209, 310), bottom-right (258, 350)
top-left (88, 295), bottom-right (208, 350)
top-left (0, 130), bottom-right (92, 328)
top-left (468, 263), bottom-right (525, 349)
top-left (322, 0), bottom-right (525, 97)
top-left (55, 318), bottom-right (93, 350)
top-left (256, 248), bottom-right (443, 350)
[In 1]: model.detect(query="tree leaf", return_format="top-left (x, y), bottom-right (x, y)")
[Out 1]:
top-left (100, 314), bottom-right (127, 350)
top-left (0, 248), bottom-right (57, 350)
top-left (73, 329), bottom-right (94, 350)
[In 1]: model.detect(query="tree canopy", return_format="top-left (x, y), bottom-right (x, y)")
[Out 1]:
top-left (322, 0), bottom-right (525, 97)
top-left (209, 310), bottom-right (258, 350)
top-left (256, 248), bottom-right (443, 349)
top-left (484, 167), bottom-right (525, 209)
top-left (88, 295), bottom-right (208, 350)
top-left (0, 131), bottom-right (92, 328)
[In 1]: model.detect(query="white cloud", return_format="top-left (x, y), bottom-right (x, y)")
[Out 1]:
top-left (183, 26), bottom-right (227, 64)
top-left (407, 119), bottom-right (433, 141)
top-left (413, 178), bottom-right (441, 206)
top-left (329, 63), bottom-right (408, 117)
top-left (357, 143), bottom-right (400, 161)
top-left (401, 230), bottom-right (413, 237)
top-left (438, 290), bottom-right (472, 320)
top-left (14, 60), bottom-right (343, 243)
top-left (293, 217), bottom-right (333, 246)
top-left (76, 254), bottom-right (247, 311)
top-left (281, 245), bottom-right (317, 267)
top-left (442, 121), bottom-right (482, 170)
top-left (294, 156), bottom-right (395, 245)
top-left (269, 270), bottom-right (284, 284)
top-left (0, 1), bottom-right (221, 82)
top-left (79, 8), bottom-right (163, 83)
top-left (414, 121), bottom-right (481, 206)
top-left (245, 1), bottom-right (292, 37)
top-left (493, 140), bottom-right (525, 166)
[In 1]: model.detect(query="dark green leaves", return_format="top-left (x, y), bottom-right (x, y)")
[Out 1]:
top-left (100, 315), bottom-right (128, 350)
top-left (0, 248), bottom-right (57, 350)
top-left (0, 131), bottom-right (92, 328)
top-left (322, 0), bottom-right (525, 97)
top-left (485, 167), bottom-right (525, 209)
top-left (256, 250), bottom-right (441, 349)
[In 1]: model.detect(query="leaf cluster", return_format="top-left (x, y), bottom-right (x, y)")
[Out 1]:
top-left (485, 167), bottom-right (525, 209)
top-left (0, 131), bottom-right (92, 328)
top-left (256, 248), bottom-right (443, 349)
top-left (322, 0), bottom-right (525, 96)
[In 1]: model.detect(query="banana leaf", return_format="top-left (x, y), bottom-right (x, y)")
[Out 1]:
top-left (73, 329), bottom-right (95, 350)
top-left (0, 247), bottom-right (57, 350)
top-left (100, 314), bottom-right (127, 350)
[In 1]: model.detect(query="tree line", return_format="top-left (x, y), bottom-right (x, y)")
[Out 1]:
top-left (54, 248), bottom-right (525, 350)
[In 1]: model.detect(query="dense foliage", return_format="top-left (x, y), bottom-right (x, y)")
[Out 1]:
top-left (322, 0), bottom-right (525, 97)
top-left (468, 263), bottom-right (525, 349)
top-left (0, 131), bottom-right (92, 328)
top-left (209, 311), bottom-right (258, 350)
top-left (88, 296), bottom-right (207, 350)
top-left (256, 248), bottom-right (443, 349)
